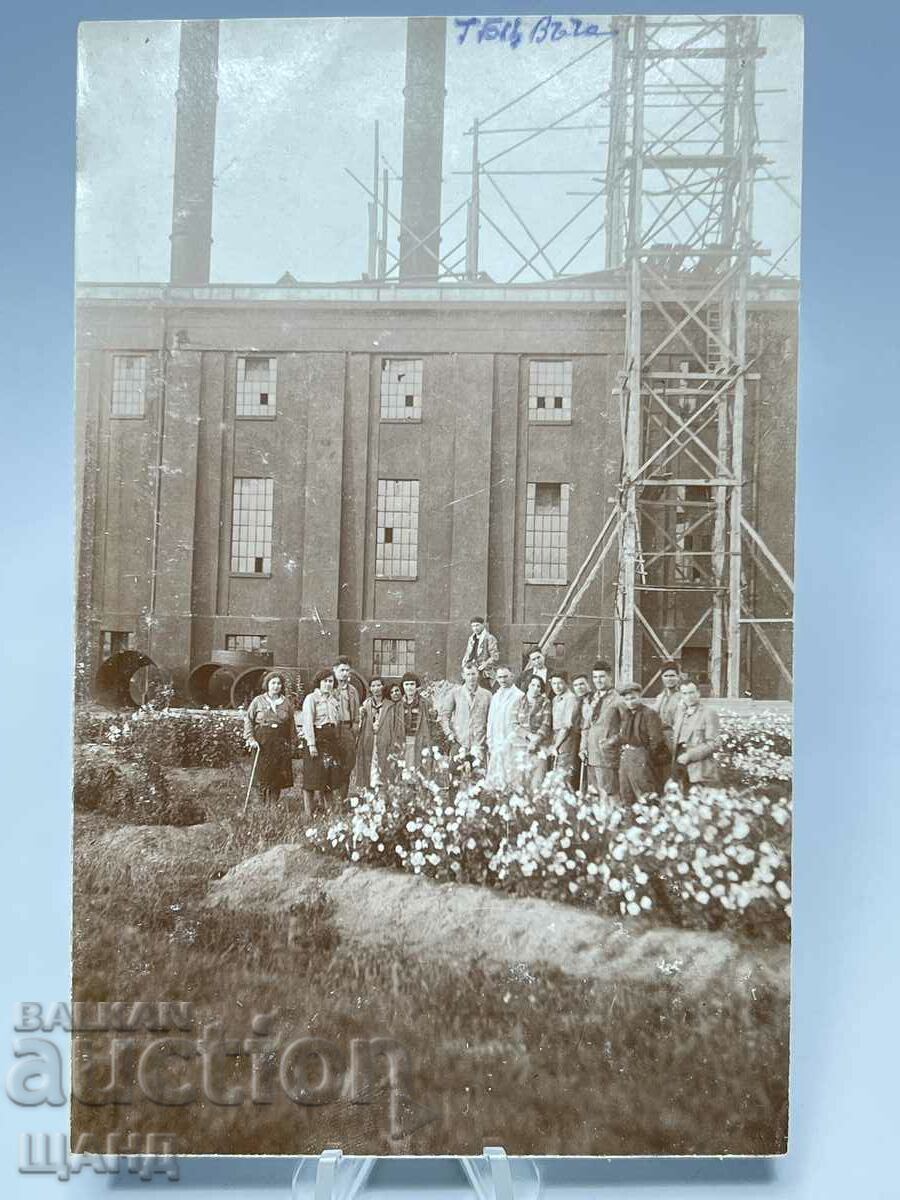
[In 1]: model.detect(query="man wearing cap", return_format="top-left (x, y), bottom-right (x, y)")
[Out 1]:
top-left (671, 678), bottom-right (721, 788)
top-left (617, 681), bottom-right (669, 802)
top-left (652, 660), bottom-right (683, 753)
top-left (579, 660), bottom-right (624, 801)
top-left (461, 617), bottom-right (500, 688)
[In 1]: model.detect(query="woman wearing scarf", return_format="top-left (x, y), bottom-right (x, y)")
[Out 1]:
top-left (353, 676), bottom-right (390, 791)
top-left (300, 669), bottom-right (343, 815)
top-left (376, 672), bottom-right (434, 783)
top-left (242, 670), bottom-right (299, 805)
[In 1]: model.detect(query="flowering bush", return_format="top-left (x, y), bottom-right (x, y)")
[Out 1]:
top-left (305, 747), bottom-right (792, 941)
top-left (78, 706), bottom-right (247, 768)
top-left (716, 709), bottom-right (792, 793)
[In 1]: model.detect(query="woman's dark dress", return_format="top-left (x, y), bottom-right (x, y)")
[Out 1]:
top-left (244, 694), bottom-right (297, 793)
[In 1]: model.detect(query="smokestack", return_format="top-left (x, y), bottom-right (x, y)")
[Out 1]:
top-left (399, 17), bottom-right (447, 283)
top-left (169, 21), bottom-right (219, 286)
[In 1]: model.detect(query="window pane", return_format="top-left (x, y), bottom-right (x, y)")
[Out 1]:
top-left (380, 359), bottom-right (423, 421)
top-left (225, 634), bottom-right (269, 652)
top-left (236, 356), bottom-right (277, 417)
top-left (111, 355), bottom-right (147, 417)
top-left (525, 482), bottom-right (569, 583)
top-left (376, 479), bottom-right (419, 578)
top-left (372, 638), bottom-right (416, 677)
top-left (231, 478), bottom-right (274, 574)
top-left (528, 360), bottom-right (572, 423)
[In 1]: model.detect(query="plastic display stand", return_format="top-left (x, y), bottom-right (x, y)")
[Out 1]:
top-left (292, 1147), bottom-right (542, 1200)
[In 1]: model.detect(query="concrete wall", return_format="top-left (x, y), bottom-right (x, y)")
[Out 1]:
top-left (75, 298), bottom-right (796, 699)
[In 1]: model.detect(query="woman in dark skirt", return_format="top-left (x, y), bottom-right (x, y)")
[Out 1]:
top-left (300, 669), bottom-right (343, 814)
top-left (243, 670), bottom-right (299, 805)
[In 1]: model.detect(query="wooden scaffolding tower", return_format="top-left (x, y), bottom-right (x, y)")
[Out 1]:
top-left (539, 14), bottom-right (794, 696)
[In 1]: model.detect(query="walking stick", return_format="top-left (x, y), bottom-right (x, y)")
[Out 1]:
top-left (579, 760), bottom-right (587, 798)
top-left (241, 743), bottom-right (261, 816)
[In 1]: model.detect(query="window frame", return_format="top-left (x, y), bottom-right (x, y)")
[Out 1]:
top-left (230, 477), bottom-right (275, 578)
top-left (235, 355), bottom-right (278, 420)
top-left (110, 353), bottom-right (148, 420)
top-left (524, 481), bottom-right (570, 585)
top-left (375, 478), bottom-right (420, 581)
top-left (372, 637), bottom-right (417, 677)
top-left (527, 359), bottom-right (574, 425)
top-left (379, 357), bottom-right (424, 423)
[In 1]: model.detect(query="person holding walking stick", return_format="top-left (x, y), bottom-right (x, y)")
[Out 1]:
top-left (242, 670), bottom-right (299, 808)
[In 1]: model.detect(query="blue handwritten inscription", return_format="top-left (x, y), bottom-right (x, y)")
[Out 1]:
top-left (454, 16), bottom-right (614, 49)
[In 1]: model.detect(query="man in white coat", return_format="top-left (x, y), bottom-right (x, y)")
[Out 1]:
top-left (485, 665), bottom-right (524, 789)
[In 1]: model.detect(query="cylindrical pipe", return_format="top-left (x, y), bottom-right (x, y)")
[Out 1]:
top-left (169, 20), bottom-right (219, 285)
top-left (94, 651), bottom-right (171, 710)
top-left (398, 17), bottom-right (447, 282)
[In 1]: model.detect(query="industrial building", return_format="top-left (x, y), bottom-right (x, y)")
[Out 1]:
top-left (76, 16), bottom-right (797, 706)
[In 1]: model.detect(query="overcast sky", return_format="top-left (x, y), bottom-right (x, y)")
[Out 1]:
top-left (76, 15), bottom-right (802, 284)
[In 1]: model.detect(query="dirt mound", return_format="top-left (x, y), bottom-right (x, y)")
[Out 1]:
top-left (76, 822), bottom-right (237, 894)
top-left (205, 845), bottom-right (788, 994)
top-left (204, 844), bottom-right (342, 911)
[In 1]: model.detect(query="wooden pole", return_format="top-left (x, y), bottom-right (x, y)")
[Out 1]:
top-left (726, 17), bottom-right (758, 697)
top-left (617, 16), bottom-right (645, 683)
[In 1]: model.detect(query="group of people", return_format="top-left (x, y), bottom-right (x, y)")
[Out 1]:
top-left (241, 617), bottom-right (722, 815)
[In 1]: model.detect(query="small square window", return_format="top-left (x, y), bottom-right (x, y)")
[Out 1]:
top-left (237, 357), bottom-right (277, 417)
top-left (529, 361), bottom-right (572, 422)
top-left (373, 638), bottom-right (416, 677)
top-left (101, 630), bottom-right (134, 659)
top-left (381, 359), bottom-right (423, 420)
top-left (226, 634), bottom-right (269, 653)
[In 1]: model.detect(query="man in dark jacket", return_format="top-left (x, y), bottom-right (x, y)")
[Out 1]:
top-left (617, 681), bottom-right (669, 803)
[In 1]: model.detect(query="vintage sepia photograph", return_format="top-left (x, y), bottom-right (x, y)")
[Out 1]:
top-left (73, 13), bottom-right (800, 1156)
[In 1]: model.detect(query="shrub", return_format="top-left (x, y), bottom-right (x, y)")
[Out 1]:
top-left (716, 709), bottom-right (792, 793)
top-left (77, 706), bottom-right (247, 769)
top-left (73, 745), bottom-right (204, 826)
top-left (305, 750), bottom-right (791, 941)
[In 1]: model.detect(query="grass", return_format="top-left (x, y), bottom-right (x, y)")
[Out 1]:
top-left (72, 871), bottom-right (788, 1156)
top-left (71, 752), bottom-right (789, 1157)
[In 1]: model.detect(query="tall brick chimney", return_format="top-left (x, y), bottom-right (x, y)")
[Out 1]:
top-left (398, 17), bottom-right (447, 283)
top-left (169, 21), bottom-right (219, 286)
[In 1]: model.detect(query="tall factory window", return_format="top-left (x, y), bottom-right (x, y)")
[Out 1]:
top-left (376, 479), bottom-right (419, 578)
top-left (372, 638), bottom-right (416, 677)
top-left (236, 356), bottom-right (277, 417)
top-left (528, 360), bottom-right (572, 423)
top-left (231, 478), bottom-right (274, 575)
top-left (111, 354), bottom-right (147, 417)
top-left (100, 630), bottom-right (134, 660)
top-left (525, 482), bottom-right (569, 583)
top-left (225, 634), bottom-right (269, 652)
top-left (380, 359), bottom-right (423, 421)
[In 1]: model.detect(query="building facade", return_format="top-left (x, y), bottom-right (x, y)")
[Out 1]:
top-left (75, 279), bottom-right (796, 703)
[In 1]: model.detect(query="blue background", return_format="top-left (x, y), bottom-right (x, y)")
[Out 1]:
top-left (1, 1), bottom-right (897, 1196)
